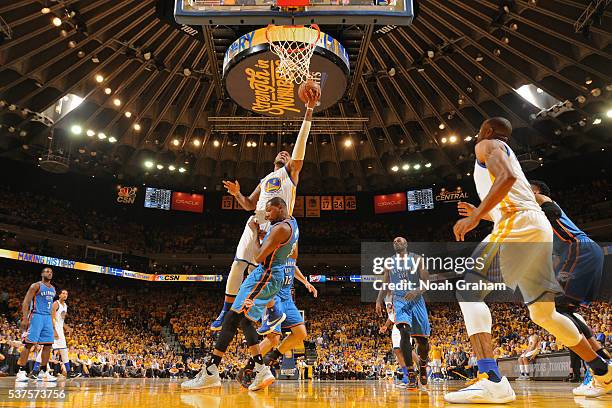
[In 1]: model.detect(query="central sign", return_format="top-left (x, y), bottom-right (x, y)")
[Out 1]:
top-left (223, 28), bottom-right (350, 117)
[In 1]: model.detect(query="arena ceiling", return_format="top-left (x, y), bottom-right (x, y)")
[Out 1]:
top-left (0, 0), bottom-right (610, 193)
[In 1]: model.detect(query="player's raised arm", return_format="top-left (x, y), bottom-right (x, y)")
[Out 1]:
top-left (253, 222), bottom-right (292, 265)
top-left (286, 82), bottom-right (321, 183)
top-left (223, 180), bottom-right (261, 211)
top-left (21, 282), bottom-right (39, 331)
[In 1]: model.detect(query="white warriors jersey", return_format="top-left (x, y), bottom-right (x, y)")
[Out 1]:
top-left (54, 301), bottom-right (67, 334)
top-left (256, 166), bottom-right (297, 220)
top-left (473, 140), bottom-right (541, 225)
top-left (385, 294), bottom-right (395, 323)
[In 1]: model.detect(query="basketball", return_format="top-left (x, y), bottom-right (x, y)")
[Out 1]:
top-left (298, 79), bottom-right (320, 104)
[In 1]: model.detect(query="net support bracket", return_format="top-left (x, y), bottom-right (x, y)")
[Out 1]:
top-left (204, 25), bottom-right (224, 99)
top-left (348, 24), bottom-right (373, 100)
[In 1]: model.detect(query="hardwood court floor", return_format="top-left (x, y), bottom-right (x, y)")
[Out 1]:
top-left (0, 378), bottom-right (610, 407)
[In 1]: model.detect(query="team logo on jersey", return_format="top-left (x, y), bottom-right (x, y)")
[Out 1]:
top-left (264, 177), bottom-right (281, 193)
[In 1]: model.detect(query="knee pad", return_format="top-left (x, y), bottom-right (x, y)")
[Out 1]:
top-left (215, 310), bottom-right (242, 352)
top-left (239, 316), bottom-right (260, 347)
top-left (459, 302), bottom-right (492, 336)
top-left (571, 313), bottom-right (593, 338)
top-left (528, 302), bottom-right (581, 347)
top-left (415, 337), bottom-right (430, 363)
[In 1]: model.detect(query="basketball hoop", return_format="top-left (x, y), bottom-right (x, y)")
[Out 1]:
top-left (266, 24), bottom-right (321, 84)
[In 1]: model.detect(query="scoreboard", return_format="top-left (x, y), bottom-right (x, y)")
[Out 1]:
top-left (407, 188), bottom-right (434, 211)
top-left (144, 187), bottom-right (171, 210)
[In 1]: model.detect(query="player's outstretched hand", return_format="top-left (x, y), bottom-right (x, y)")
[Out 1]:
top-left (457, 201), bottom-right (476, 217)
top-left (223, 180), bottom-right (240, 197)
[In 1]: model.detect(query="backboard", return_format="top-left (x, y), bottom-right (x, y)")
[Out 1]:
top-left (174, 0), bottom-right (415, 26)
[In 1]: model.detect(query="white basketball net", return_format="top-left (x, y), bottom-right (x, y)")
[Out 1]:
top-left (266, 25), bottom-right (321, 84)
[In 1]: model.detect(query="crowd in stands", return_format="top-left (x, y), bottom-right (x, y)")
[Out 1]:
top-left (0, 178), bottom-right (608, 264)
top-left (0, 267), bottom-right (610, 380)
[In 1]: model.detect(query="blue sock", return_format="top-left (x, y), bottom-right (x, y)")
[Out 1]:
top-left (64, 362), bottom-right (71, 373)
top-left (32, 362), bottom-right (40, 373)
top-left (222, 301), bottom-right (232, 313)
top-left (401, 367), bottom-right (409, 381)
top-left (477, 358), bottom-right (501, 382)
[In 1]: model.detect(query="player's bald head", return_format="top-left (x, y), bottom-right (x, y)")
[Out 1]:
top-left (478, 117), bottom-right (512, 142)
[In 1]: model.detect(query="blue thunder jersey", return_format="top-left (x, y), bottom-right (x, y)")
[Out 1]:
top-left (278, 257), bottom-right (297, 301)
top-left (552, 204), bottom-right (588, 243)
top-left (32, 282), bottom-right (56, 315)
top-left (262, 217), bottom-right (299, 270)
top-left (389, 252), bottom-right (421, 300)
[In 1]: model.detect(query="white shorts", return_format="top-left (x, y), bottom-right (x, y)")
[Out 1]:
top-left (521, 349), bottom-right (538, 358)
top-left (471, 210), bottom-right (562, 304)
top-left (234, 214), bottom-right (270, 266)
top-left (391, 325), bottom-right (401, 349)
top-left (53, 332), bottom-right (66, 350)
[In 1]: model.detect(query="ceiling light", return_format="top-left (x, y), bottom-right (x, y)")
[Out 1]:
top-left (133, 123), bottom-right (141, 131)
top-left (95, 74), bottom-right (104, 83)
top-left (246, 141), bottom-right (252, 147)
top-left (344, 139), bottom-right (352, 147)
top-left (391, 165), bottom-right (399, 172)
top-left (449, 135), bottom-right (458, 143)
top-left (124, 111), bottom-right (131, 118)
top-left (413, 164), bottom-right (421, 170)
top-left (402, 164), bottom-right (409, 171)
top-left (143, 52), bottom-right (152, 61)
top-left (607, 109), bottom-right (612, 118)
top-left (68, 41), bottom-right (77, 48)
top-left (183, 68), bottom-right (191, 76)
top-left (156, 164), bottom-right (164, 170)
top-left (192, 139), bottom-right (201, 147)
top-left (178, 167), bottom-right (186, 173)
top-left (113, 98), bottom-right (121, 106)
top-left (536, 87), bottom-right (543, 94)
top-left (475, 54), bottom-right (484, 62)
top-left (441, 137), bottom-right (448, 144)
top-left (86, 129), bottom-right (95, 137)
top-left (439, 123), bottom-right (445, 130)
top-left (109, 136), bottom-right (117, 143)
top-left (91, 56), bottom-right (99, 63)
top-left (97, 132), bottom-right (106, 140)
top-left (592, 118), bottom-right (602, 125)
top-left (71, 125), bottom-right (82, 135)
top-left (585, 78), bottom-right (593, 85)
top-left (213, 140), bottom-right (220, 147)
top-left (425, 162), bottom-right (432, 168)
top-left (41, 8), bottom-right (51, 14)
top-left (172, 139), bottom-right (180, 146)
top-left (464, 136), bottom-right (473, 141)
top-left (103, 88), bottom-right (111, 95)
top-left (168, 165), bottom-right (176, 171)
top-left (52, 17), bottom-right (62, 27)
top-left (144, 161), bottom-right (153, 169)
top-left (251, 141), bottom-right (257, 147)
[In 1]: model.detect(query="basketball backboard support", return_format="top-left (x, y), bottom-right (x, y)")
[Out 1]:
top-left (174, 0), bottom-right (415, 26)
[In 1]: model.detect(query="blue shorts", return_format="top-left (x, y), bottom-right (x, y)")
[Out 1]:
top-left (270, 296), bottom-right (304, 335)
top-left (393, 296), bottom-right (430, 336)
top-left (556, 239), bottom-right (604, 303)
top-left (24, 313), bottom-right (54, 344)
top-left (231, 264), bottom-right (284, 322)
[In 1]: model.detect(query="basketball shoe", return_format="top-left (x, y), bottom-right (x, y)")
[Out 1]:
top-left (444, 372), bottom-right (516, 403)
top-left (582, 361), bottom-right (612, 398)
top-left (15, 370), bottom-right (28, 383)
top-left (181, 365), bottom-right (221, 390)
top-left (248, 364), bottom-right (275, 391)
top-left (573, 369), bottom-right (593, 396)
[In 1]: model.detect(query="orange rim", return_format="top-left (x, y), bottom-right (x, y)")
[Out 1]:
top-left (266, 24), bottom-right (321, 54)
